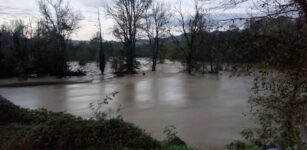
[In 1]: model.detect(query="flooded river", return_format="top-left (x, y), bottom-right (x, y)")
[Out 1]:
top-left (0, 63), bottom-right (253, 149)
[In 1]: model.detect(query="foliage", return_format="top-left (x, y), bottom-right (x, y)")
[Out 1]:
top-left (227, 15), bottom-right (307, 150)
top-left (0, 0), bottom-right (82, 78)
top-left (226, 140), bottom-right (262, 150)
top-left (89, 91), bottom-right (120, 121)
top-left (67, 40), bottom-right (99, 63)
top-left (161, 125), bottom-right (193, 150)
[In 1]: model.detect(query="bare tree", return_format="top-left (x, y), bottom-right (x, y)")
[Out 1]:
top-left (171, 0), bottom-right (208, 74)
top-left (106, 0), bottom-right (152, 74)
top-left (38, 0), bottom-right (82, 77)
top-left (97, 8), bottom-right (106, 74)
top-left (144, 1), bottom-right (170, 71)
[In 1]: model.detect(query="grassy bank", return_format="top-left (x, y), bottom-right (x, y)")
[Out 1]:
top-left (0, 96), bottom-right (192, 150)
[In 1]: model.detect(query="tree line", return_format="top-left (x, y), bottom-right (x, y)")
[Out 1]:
top-left (104, 0), bottom-right (305, 75)
top-left (0, 0), bottom-right (305, 78)
top-left (0, 0), bottom-right (82, 78)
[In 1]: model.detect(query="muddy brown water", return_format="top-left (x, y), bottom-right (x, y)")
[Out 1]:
top-left (0, 64), bottom-right (254, 150)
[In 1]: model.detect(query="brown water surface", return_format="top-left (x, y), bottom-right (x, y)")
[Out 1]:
top-left (0, 64), bottom-right (253, 149)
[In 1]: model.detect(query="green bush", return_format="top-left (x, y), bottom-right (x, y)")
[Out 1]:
top-left (226, 141), bottom-right (262, 150)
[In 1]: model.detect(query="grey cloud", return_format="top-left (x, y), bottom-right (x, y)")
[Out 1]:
top-left (0, 5), bottom-right (39, 21)
top-left (0, 0), bottom-right (253, 40)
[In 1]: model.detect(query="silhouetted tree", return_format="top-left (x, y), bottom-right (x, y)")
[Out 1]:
top-left (171, 0), bottom-right (208, 74)
top-left (38, 0), bottom-right (82, 77)
top-left (106, 0), bottom-right (152, 74)
top-left (144, 1), bottom-right (170, 71)
top-left (97, 8), bottom-right (106, 74)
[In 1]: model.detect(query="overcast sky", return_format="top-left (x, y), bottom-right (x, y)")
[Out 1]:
top-left (0, 0), bottom-right (257, 41)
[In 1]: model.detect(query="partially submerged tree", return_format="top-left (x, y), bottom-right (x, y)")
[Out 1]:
top-left (144, 1), bottom-right (170, 71)
top-left (97, 8), bottom-right (106, 74)
top-left (38, 0), bottom-right (82, 77)
top-left (171, 0), bottom-right (208, 74)
top-left (106, 0), bottom-right (152, 74)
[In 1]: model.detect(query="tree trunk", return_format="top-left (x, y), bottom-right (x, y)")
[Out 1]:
top-left (152, 57), bottom-right (156, 71)
top-left (152, 38), bottom-right (159, 72)
top-left (152, 48), bottom-right (157, 71)
top-left (210, 60), bottom-right (213, 73)
top-left (98, 9), bottom-right (105, 75)
top-left (187, 54), bottom-right (193, 74)
top-left (99, 47), bottom-right (105, 74)
top-left (127, 44), bottom-right (134, 74)
top-left (56, 37), bottom-right (67, 77)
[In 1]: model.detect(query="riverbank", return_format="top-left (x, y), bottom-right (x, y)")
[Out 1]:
top-left (0, 78), bottom-right (93, 88)
top-left (0, 96), bottom-right (192, 149)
